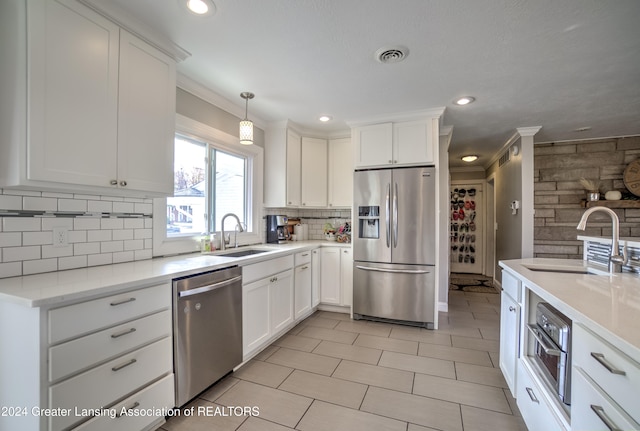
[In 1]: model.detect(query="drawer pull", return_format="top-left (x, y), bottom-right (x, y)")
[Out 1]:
top-left (591, 405), bottom-right (622, 431)
top-left (111, 327), bottom-right (137, 339)
top-left (525, 387), bottom-right (539, 404)
top-left (110, 297), bottom-right (136, 307)
top-left (301, 266), bottom-right (309, 270)
top-left (590, 352), bottom-right (626, 375)
top-left (508, 306), bottom-right (516, 312)
top-left (112, 358), bottom-right (137, 372)
top-left (302, 253), bottom-right (309, 257)
top-left (116, 401), bottom-right (140, 418)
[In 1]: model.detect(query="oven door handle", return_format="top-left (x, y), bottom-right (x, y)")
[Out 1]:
top-left (526, 324), bottom-right (561, 356)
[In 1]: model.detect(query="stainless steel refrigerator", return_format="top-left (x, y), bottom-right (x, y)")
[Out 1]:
top-left (353, 166), bottom-right (436, 328)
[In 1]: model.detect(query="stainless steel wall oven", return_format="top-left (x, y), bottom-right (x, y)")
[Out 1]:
top-left (527, 302), bottom-right (572, 405)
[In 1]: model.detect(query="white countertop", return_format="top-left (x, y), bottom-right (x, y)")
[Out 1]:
top-left (0, 241), bottom-right (350, 308)
top-left (500, 258), bottom-right (640, 360)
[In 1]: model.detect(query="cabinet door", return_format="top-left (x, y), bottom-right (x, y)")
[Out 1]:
top-left (117, 30), bottom-right (175, 195)
top-left (328, 137), bottom-right (354, 208)
top-left (243, 278), bottom-right (271, 356)
top-left (499, 291), bottom-right (519, 397)
top-left (516, 360), bottom-right (569, 431)
top-left (393, 120), bottom-right (434, 165)
top-left (340, 248), bottom-right (353, 307)
top-left (301, 137), bottom-right (328, 207)
top-left (294, 264), bottom-right (312, 319)
top-left (354, 123), bottom-right (392, 168)
top-left (286, 130), bottom-right (302, 206)
top-left (270, 270), bottom-right (294, 334)
top-left (320, 248), bottom-right (341, 304)
top-left (27, 0), bottom-right (119, 187)
top-left (311, 249), bottom-right (321, 307)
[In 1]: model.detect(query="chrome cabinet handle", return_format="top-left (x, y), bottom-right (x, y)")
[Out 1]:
top-left (591, 405), bottom-right (622, 431)
top-left (116, 401), bottom-right (140, 418)
top-left (112, 358), bottom-right (137, 372)
top-left (302, 253), bottom-right (309, 256)
top-left (111, 328), bottom-right (136, 339)
top-left (110, 180), bottom-right (118, 185)
top-left (509, 306), bottom-right (516, 312)
top-left (110, 297), bottom-right (136, 307)
top-left (525, 387), bottom-right (539, 404)
top-left (120, 180), bottom-right (127, 186)
top-left (590, 352), bottom-right (626, 375)
top-left (301, 266), bottom-right (309, 270)
top-left (526, 324), bottom-right (561, 356)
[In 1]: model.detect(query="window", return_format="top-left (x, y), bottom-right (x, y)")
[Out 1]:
top-left (167, 135), bottom-right (248, 238)
top-left (153, 114), bottom-right (264, 257)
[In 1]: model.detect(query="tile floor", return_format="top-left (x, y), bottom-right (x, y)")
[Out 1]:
top-left (160, 289), bottom-right (527, 431)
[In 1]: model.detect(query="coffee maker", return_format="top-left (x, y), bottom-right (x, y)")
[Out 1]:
top-left (266, 215), bottom-right (290, 244)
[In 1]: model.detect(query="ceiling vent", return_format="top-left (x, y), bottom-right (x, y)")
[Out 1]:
top-left (375, 46), bottom-right (409, 64)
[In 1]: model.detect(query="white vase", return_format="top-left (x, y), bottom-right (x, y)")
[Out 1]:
top-left (605, 190), bottom-right (622, 201)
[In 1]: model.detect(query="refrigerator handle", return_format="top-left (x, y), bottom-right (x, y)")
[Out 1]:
top-left (356, 265), bottom-right (430, 275)
top-left (393, 182), bottom-right (398, 248)
top-left (385, 183), bottom-right (391, 248)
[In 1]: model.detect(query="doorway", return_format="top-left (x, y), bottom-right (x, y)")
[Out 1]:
top-left (450, 182), bottom-right (484, 274)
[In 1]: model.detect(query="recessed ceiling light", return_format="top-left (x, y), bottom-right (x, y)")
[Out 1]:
top-left (454, 96), bottom-right (476, 106)
top-left (319, 116), bottom-right (332, 122)
top-left (461, 155), bottom-right (478, 163)
top-left (184, 0), bottom-right (215, 16)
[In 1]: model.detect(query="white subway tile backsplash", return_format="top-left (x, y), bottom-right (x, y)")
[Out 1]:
top-left (23, 232), bottom-right (52, 246)
top-left (88, 253), bottom-right (112, 267)
top-left (42, 191), bottom-right (73, 199)
top-left (135, 249), bottom-right (152, 261)
top-left (4, 189), bottom-right (40, 197)
top-left (124, 239), bottom-right (144, 251)
top-left (42, 218), bottom-right (74, 230)
top-left (23, 196), bottom-right (57, 211)
top-left (87, 200), bottom-right (113, 213)
top-left (101, 241), bottom-right (124, 253)
top-left (3, 218), bottom-right (41, 232)
top-left (0, 195), bottom-right (23, 210)
top-left (3, 246), bottom-right (40, 262)
top-left (124, 218), bottom-right (144, 229)
top-left (87, 230), bottom-right (112, 242)
top-left (113, 229), bottom-right (134, 241)
top-left (67, 230), bottom-right (87, 244)
top-left (113, 201), bottom-right (135, 213)
top-left (134, 229), bottom-right (152, 240)
top-left (23, 258), bottom-right (58, 275)
top-left (135, 203), bottom-right (153, 214)
top-left (0, 262), bottom-right (21, 278)
top-left (59, 255), bottom-right (87, 271)
top-left (0, 233), bottom-right (22, 247)
top-left (113, 251), bottom-right (134, 263)
top-left (101, 218), bottom-right (124, 230)
top-left (42, 245), bottom-right (73, 259)
top-left (74, 242), bottom-right (100, 256)
top-left (58, 198), bottom-right (87, 212)
top-left (74, 218), bottom-right (101, 230)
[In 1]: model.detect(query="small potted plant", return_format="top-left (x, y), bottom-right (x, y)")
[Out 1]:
top-left (323, 222), bottom-right (336, 241)
top-left (580, 178), bottom-right (601, 201)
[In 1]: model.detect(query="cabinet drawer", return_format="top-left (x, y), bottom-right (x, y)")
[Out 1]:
top-left (501, 270), bottom-right (521, 303)
top-left (572, 367), bottom-right (640, 431)
top-left (49, 337), bottom-right (172, 431)
top-left (242, 254), bottom-right (294, 284)
top-left (73, 374), bottom-right (175, 431)
top-left (516, 360), bottom-right (568, 431)
top-left (49, 309), bottom-right (171, 382)
top-left (48, 283), bottom-right (171, 344)
top-left (294, 250), bottom-right (312, 266)
top-left (573, 324), bottom-right (640, 422)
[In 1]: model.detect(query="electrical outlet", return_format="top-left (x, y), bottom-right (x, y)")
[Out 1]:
top-left (53, 227), bottom-right (68, 248)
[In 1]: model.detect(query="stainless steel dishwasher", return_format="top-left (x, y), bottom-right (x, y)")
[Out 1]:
top-left (173, 266), bottom-right (242, 406)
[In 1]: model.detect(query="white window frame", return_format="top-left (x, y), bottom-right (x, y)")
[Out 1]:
top-left (153, 114), bottom-right (264, 256)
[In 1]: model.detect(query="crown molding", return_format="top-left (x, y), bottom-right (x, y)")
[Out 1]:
top-left (346, 107), bottom-right (446, 128)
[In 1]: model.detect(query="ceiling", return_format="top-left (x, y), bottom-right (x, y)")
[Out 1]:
top-left (86, 0), bottom-right (640, 168)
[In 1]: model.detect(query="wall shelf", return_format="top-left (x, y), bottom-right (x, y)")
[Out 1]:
top-left (582, 200), bottom-right (640, 208)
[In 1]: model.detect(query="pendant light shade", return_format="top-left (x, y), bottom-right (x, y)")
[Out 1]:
top-left (239, 92), bottom-right (254, 145)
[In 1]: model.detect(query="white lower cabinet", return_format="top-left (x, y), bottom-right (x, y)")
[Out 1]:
top-left (242, 255), bottom-right (295, 359)
top-left (294, 251), bottom-right (313, 320)
top-left (340, 248), bottom-right (353, 307)
top-left (319, 247), bottom-right (352, 307)
top-left (311, 248), bottom-right (321, 308)
top-left (499, 270), bottom-right (521, 398)
top-left (516, 359), bottom-right (568, 431)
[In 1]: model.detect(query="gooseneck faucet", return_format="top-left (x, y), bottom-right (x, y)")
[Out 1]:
top-left (576, 207), bottom-right (627, 273)
top-left (220, 213), bottom-right (244, 251)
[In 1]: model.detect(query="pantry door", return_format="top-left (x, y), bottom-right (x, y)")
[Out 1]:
top-left (450, 182), bottom-right (484, 274)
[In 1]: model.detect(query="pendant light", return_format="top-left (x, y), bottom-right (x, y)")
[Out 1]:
top-left (239, 92), bottom-right (255, 145)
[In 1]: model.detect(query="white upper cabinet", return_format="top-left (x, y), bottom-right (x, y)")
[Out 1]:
top-left (286, 129), bottom-right (302, 207)
top-left (0, 0), bottom-right (176, 197)
top-left (352, 112), bottom-right (442, 168)
top-left (301, 137), bottom-right (328, 207)
top-left (265, 125), bottom-right (302, 207)
top-left (328, 137), bottom-right (353, 208)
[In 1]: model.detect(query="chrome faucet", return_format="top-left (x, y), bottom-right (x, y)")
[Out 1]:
top-left (576, 207), bottom-right (627, 273)
top-left (220, 213), bottom-right (244, 251)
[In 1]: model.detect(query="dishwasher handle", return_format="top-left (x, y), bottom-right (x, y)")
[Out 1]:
top-left (178, 275), bottom-right (242, 298)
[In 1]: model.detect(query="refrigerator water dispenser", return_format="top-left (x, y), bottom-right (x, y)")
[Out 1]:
top-left (358, 206), bottom-right (379, 239)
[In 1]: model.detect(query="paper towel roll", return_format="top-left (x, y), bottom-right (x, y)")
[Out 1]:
top-left (294, 224), bottom-right (304, 240)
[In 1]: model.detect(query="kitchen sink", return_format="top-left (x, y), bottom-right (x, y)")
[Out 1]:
top-left (216, 249), bottom-right (272, 258)
top-left (522, 264), bottom-right (607, 276)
